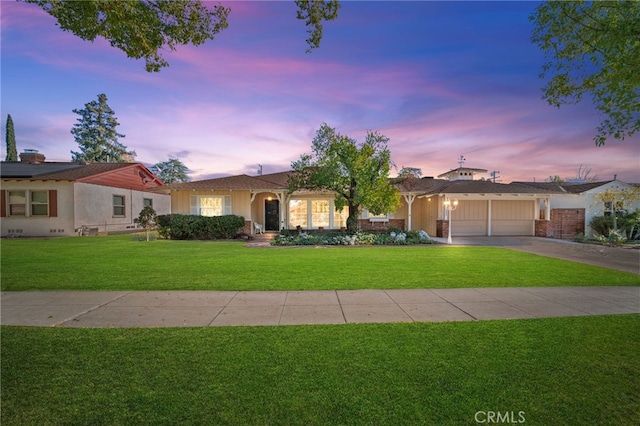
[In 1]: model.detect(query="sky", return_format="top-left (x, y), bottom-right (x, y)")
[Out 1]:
top-left (1, 0), bottom-right (639, 183)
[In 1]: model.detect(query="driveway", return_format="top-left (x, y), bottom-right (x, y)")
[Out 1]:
top-left (448, 236), bottom-right (640, 275)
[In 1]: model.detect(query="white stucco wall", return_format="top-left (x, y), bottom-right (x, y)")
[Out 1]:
top-left (74, 183), bottom-right (170, 233)
top-left (1, 180), bottom-right (75, 237)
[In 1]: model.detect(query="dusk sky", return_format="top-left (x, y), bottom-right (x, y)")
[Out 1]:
top-left (2, 1), bottom-right (639, 183)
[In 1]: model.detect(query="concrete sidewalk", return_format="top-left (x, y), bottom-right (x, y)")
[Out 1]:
top-left (2, 287), bottom-right (638, 328)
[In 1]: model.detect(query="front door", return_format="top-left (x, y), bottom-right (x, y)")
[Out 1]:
top-left (265, 199), bottom-right (280, 231)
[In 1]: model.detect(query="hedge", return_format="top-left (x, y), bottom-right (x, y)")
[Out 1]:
top-left (157, 214), bottom-right (245, 240)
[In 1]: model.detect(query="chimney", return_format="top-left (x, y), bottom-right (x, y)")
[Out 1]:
top-left (19, 149), bottom-right (46, 164)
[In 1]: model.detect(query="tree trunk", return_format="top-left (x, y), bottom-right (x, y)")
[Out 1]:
top-left (346, 202), bottom-right (360, 233)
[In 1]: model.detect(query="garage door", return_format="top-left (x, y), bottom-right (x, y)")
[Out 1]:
top-left (451, 200), bottom-right (487, 236)
top-left (491, 200), bottom-right (534, 236)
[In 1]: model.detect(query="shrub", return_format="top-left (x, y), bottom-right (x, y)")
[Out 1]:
top-left (156, 214), bottom-right (245, 240)
top-left (271, 229), bottom-right (434, 246)
top-left (593, 229), bottom-right (627, 247)
top-left (590, 215), bottom-right (614, 237)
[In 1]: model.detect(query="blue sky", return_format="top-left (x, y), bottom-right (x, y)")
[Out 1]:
top-left (2, 1), bottom-right (638, 183)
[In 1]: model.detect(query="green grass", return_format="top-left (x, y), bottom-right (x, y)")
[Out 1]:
top-left (1, 235), bottom-right (638, 291)
top-left (2, 315), bottom-right (638, 425)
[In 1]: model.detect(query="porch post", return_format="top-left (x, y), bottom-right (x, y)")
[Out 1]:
top-left (545, 197), bottom-right (551, 220)
top-left (403, 194), bottom-right (416, 231)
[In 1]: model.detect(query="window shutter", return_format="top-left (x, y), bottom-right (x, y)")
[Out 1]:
top-left (223, 195), bottom-right (232, 215)
top-left (48, 190), bottom-right (58, 217)
top-left (0, 190), bottom-right (6, 217)
top-left (190, 195), bottom-right (198, 215)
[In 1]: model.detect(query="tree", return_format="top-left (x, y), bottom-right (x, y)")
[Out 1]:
top-left (151, 158), bottom-right (191, 184)
top-left (546, 175), bottom-right (564, 183)
top-left (70, 93), bottom-right (135, 163)
top-left (135, 206), bottom-right (157, 242)
top-left (295, 0), bottom-right (340, 53)
top-left (530, 1), bottom-right (640, 146)
top-left (22, 0), bottom-right (340, 72)
top-left (397, 167), bottom-right (422, 179)
top-left (288, 123), bottom-right (400, 233)
top-left (5, 114), bottom-right (18, 162)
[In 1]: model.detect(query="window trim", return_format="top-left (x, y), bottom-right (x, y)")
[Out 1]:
top-left (31, 190), bottom-right (49, 216)
top-left (113, 195), bottom-right (126, 217)
top-left (190, 195), bottom-right (232, 216)
top-left (288, 198), bottom-right (349, 229)
top-left (8, 190), bottom-right (26, 216)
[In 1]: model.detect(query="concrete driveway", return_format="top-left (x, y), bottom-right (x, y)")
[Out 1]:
top-left (445, 236), bottom-right (639, 275)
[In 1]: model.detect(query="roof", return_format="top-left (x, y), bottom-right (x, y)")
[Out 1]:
top-left (1, 161), bottom-right (138, 180)
top-left (513, 181), bottom-right (615, 194)
top-left (157, 169), bottom-right (566, 196)
top-left (433, 180), bottom-right (565, 195)
top-left (1, 162), bottom-right (85, 178)
top-left (159, 171), bottom-right (294, 191)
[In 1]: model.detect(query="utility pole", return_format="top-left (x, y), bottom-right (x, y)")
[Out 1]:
top-left (490, 170), bottom-right (501, 183)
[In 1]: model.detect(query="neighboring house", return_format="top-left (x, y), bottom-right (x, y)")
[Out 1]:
top-left (1, 151), bottom-right (170, 237)
top-left (515, 180), bottom-right (640, 237)
top-left (154, 166), bottom-right (586, 239)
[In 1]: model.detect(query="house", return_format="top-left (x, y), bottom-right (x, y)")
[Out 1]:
top-left (1, 150), bottom-right (170, 237)
top-left (154, 166), bottom-right (586, 239)
top-left (515, 180), bottom-right (640, 237)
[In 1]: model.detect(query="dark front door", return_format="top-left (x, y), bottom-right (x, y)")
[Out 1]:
top-left (265, 199), bottom-right (280, 231)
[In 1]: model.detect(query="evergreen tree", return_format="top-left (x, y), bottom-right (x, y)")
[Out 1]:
top-left (151, 158), bottom-right (191, 184)
top-left (5, 114), bottom-right (18, 161)
top-left (70, 94), bottom-right (135, 163)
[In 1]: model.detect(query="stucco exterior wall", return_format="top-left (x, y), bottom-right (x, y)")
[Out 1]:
top-left (75, 182), bottom-right (170, 234)
top-left (584, 181), bottom-right (640, 236)
top-left (1, 180), bottom-right (75, 237)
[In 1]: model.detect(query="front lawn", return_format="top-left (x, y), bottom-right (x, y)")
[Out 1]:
top-left (1, 235), bottom-right (638, 291)
top-left (2, 315), bottom-right (638, 425)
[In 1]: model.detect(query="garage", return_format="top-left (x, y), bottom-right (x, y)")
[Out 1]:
top-left (491, 200), bottom-right (535, 236)
top-left (451, 200), bottom-right (488, 236)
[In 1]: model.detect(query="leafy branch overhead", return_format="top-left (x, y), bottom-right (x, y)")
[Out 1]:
top-left (531, 1), bottom-right (640, 145)
top-left (22, 0), bottom-right (340, 72)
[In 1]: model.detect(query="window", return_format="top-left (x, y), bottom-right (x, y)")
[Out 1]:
top-left (289, 199), bottom-right (349, 229)
top-left (334, 206), bottom-right (349, 228)
top-left (8, 191), bottom-right (26, 216)
top-left (288, 199), bottom-right (308, 228)
top-left (113, 195), bottom-right (125, 216)
top-left (143, 198), bottom-right (153, 208)
top-left (31, 191), bottom-right (48, 216)
top-left (190, 195), bottom-right (231, 216)
top-left (311, 200), bottom-right (330, 228)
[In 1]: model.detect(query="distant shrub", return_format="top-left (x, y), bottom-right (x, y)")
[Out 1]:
top-left (156, 214), bottom-right (245, 240)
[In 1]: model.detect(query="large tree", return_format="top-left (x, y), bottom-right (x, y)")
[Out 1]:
top-left (71, 93), bottom-right (135, 163)
top-left (22, 0), bottom-right (339, 72)
top-left (289, 123), bottom-right (400, 233)
top-left (531, 1), bottom-right (640, 146)
top-left (151, 158), bottom-right (191, 184)
top-left (5, 114), bottom-right (18, 162)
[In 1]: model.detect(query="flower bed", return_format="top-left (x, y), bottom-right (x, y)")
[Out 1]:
top-left (271, 229), bottom-right (434, 246)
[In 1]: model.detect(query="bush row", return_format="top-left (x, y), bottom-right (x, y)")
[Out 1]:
top-left (157, 214), bottom-right (245, 240)
top-left (271, 229), bottom-right (434, 246)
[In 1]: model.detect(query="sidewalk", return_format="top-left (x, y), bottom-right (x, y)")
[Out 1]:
top-left (2, 287), bottom-right (638, 328)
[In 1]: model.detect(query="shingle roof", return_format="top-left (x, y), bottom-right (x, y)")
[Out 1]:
top-left (513, 181), bottom-right (614, 194)
top-left (1, 162), bottom-right (136, 181)
top-left (436, 180), bottom-right (565, 194)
